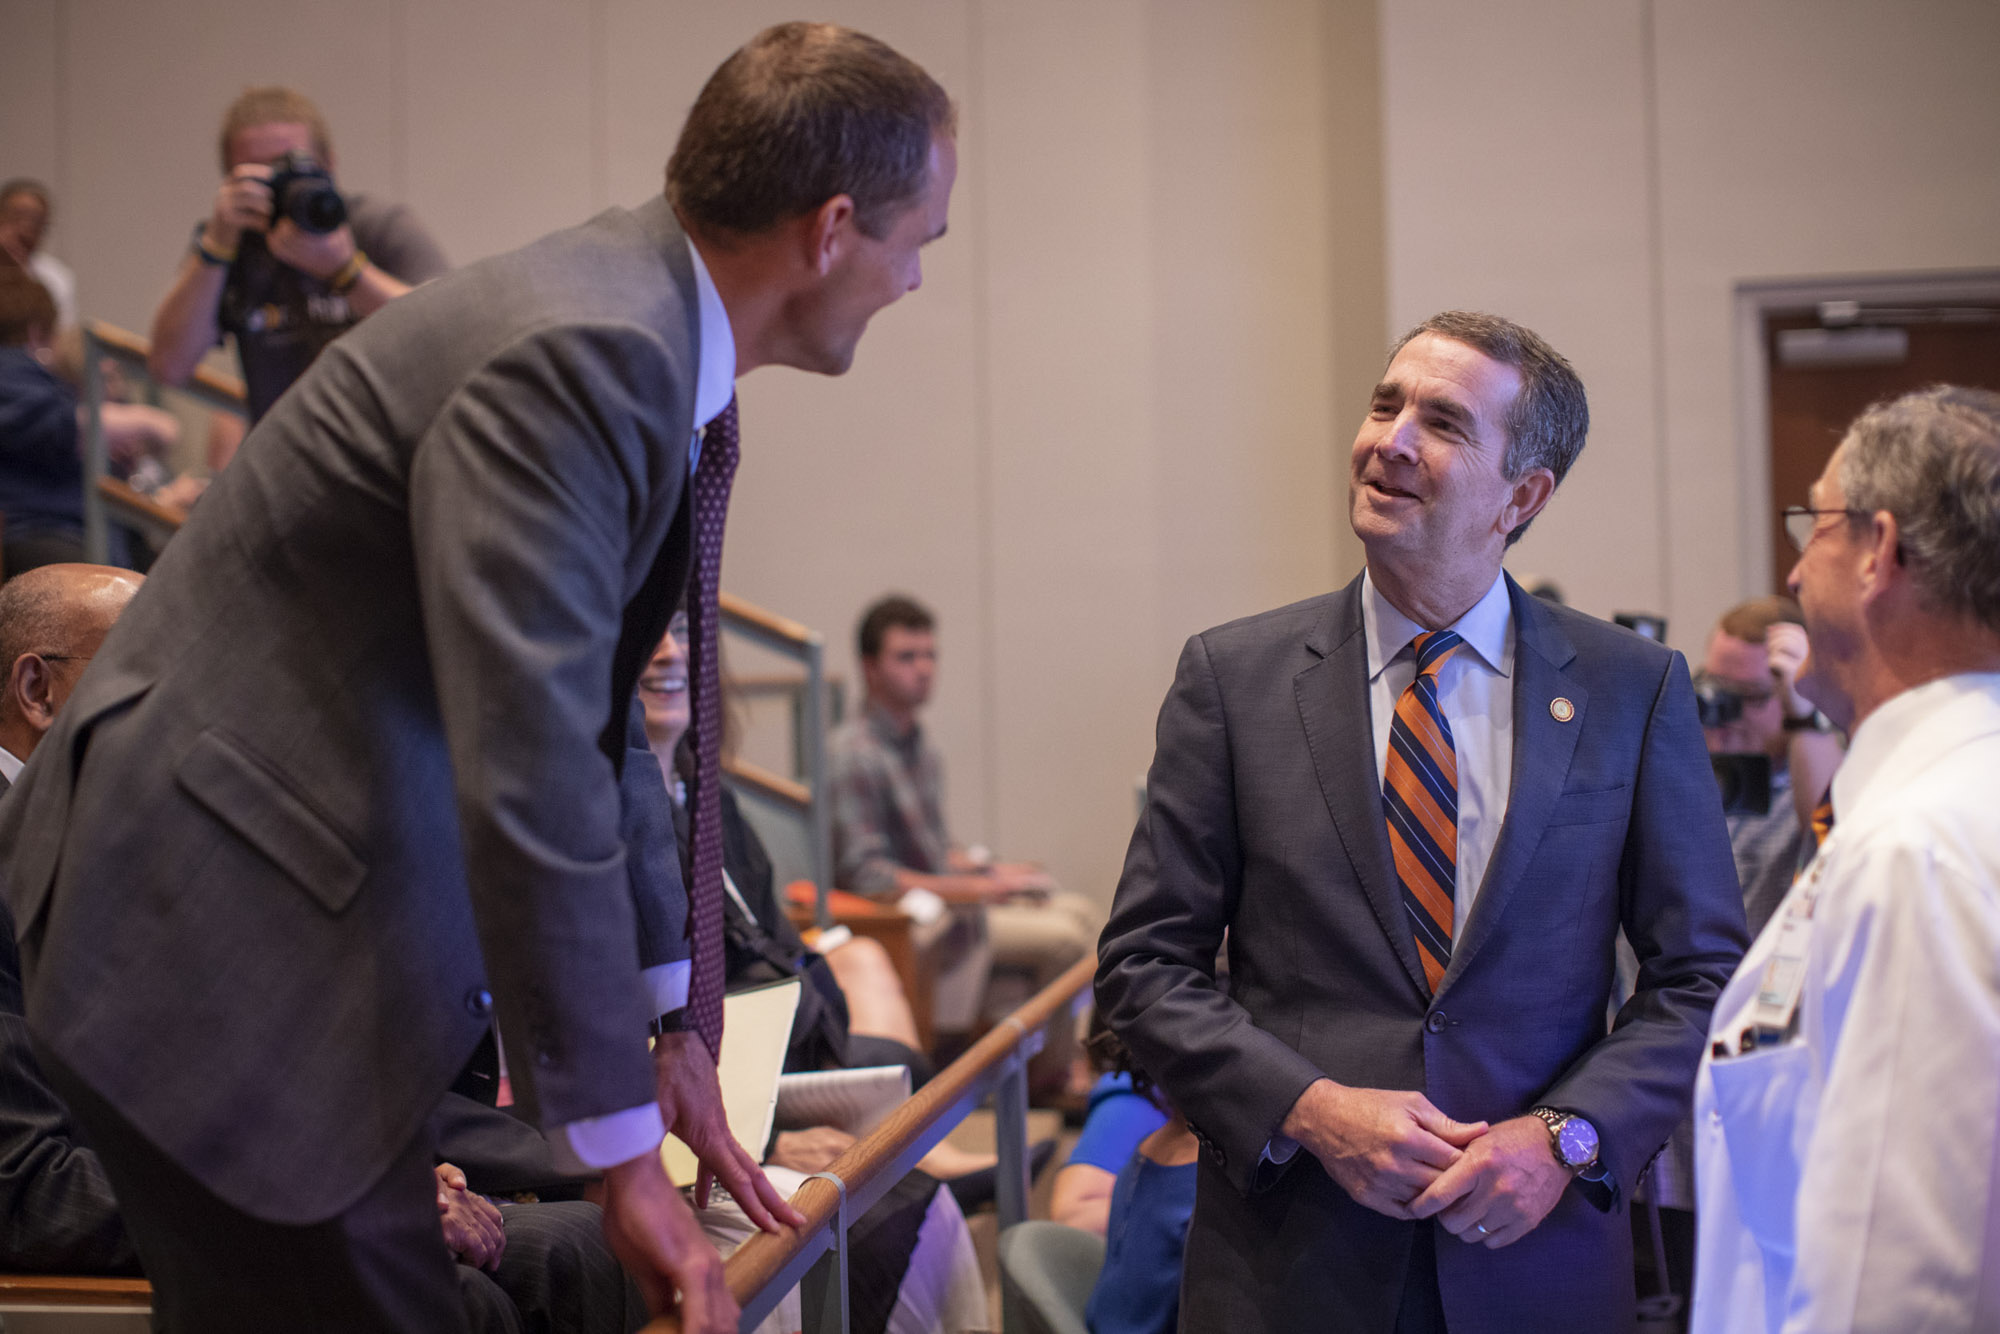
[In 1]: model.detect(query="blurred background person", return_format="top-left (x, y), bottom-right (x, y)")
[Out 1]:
top-left (0, 180), bottom-right (76, 332)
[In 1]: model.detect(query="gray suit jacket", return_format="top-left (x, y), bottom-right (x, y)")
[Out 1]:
top-left (0, 196), bottom-right (705, 1224)
top-left (1097, 574), bottom-right (1747, 1334)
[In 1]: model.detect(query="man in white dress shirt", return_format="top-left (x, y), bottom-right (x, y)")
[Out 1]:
top-left (1692, 384), bottom-right (2000, 1333)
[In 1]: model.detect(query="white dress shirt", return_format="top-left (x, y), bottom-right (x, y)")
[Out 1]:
top-left (1266, 569), bottom-right (1518, 1166)
top-left (552, 231), bottom-right (736, 1172)
top-left (0, 745), bottom-right (23, 786)
top-left (1691, 672), bottom-right (2000, 1334)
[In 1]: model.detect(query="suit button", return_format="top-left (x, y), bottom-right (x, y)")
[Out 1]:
top-left (1425, 1011), bottom-right (1448, 1034)
top-left (465, 988), bottom-right (493, 1018)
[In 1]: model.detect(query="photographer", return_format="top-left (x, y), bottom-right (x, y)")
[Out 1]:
top-left (1694, 596), bottom-right (1844, 936)
top-left (148, 86), bottom-right (447, 426)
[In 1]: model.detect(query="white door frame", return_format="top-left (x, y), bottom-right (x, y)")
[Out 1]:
top-left (1732, 268), bottom-right (2000, 592)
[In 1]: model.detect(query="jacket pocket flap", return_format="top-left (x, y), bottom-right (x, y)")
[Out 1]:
top-left (175, 730), bottom-right (365, 915)
top-left (1545, 784), bottom-right (1632, 827)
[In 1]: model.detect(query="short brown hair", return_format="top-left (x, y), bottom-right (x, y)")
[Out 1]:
top-left (1388, 311), bottom-right (1589, 546)
top-left (667, 23), bottom-right (954, 240)
top-left (0, 268), bottom-right (57, 346)
top-left (1717, 595), bottom-right (1802, 645)
top-left (218, 86), bottom-right (332, 171)
top-left (857, 594), bottom-right (933, 661)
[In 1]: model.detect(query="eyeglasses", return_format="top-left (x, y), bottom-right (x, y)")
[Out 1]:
top-left (1780, 506), bottom-right (1870, 554)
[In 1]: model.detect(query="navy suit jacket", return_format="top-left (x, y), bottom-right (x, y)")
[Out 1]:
top-left (1097, 573), bottom-right (1746, 1334)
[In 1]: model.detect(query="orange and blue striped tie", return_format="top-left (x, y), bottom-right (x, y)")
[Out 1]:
top-left (1385, 630), bottom-right (1463, 993)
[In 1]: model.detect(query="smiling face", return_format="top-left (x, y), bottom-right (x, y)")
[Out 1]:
top-left (785, 133), bottom-right (956, 375)
top-left (638, 611), bottom-right (691, 752)
top-left (1348, 333), bottom-right (1550, 589)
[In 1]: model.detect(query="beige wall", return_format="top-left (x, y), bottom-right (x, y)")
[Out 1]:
top-left (1381, 0), bottom-right (2000, 642)
top-left (6, 1), bottom-right (1995, 906)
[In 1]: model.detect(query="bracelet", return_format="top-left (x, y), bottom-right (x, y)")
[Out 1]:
top-left (191, 222), bottom-right (235, 267)
top-left (329, 250), bottom-right (369, 294)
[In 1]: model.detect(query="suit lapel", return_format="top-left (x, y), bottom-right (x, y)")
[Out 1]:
top-left (1295, 577), bottom-right (1430, 999)
top-left (1441, 579), bottom-right (1584, 989)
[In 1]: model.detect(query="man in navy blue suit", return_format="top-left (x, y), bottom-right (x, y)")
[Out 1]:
top-left (1097, 311), bottom-right (1746, 1333)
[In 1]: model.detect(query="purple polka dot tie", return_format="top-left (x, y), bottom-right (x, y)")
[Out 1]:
top-left (684, 394), bottom-right (739, 1060)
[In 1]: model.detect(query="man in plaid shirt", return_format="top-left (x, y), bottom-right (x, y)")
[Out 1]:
top-left (828, 595), bottom-right (1096, 1078)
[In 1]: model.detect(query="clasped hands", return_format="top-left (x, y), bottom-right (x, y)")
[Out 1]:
top-left (1279, 1079), bottom-right (1572, 1249)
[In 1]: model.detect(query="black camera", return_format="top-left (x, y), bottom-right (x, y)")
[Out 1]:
top-left (266, 151), bottom-right (347, 234)
top-left (1694, 679), bottom-right (1745, 729)
top-left (1710, 752), bottom-right (1772, 816)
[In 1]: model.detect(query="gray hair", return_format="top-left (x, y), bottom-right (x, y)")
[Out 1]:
top-left (1837, 385), bottom-right (2000, 634)
top-left (1389, 311), bottom-right (1589, 546)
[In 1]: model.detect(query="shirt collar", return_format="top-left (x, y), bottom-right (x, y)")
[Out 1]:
top-left (1362, 568), bottom-right (1514, 682)
top-left (1831, 672), bottom-right (2000, 824)
top-left (0, 746), bottom-right (22, 785)
top-left (864, 698), bottom-right (921, 750)
top-left (684, 236), bottom-right (736, 433)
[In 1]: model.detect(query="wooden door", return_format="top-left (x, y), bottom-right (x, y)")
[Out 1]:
top-left (1766, 312), bottom-right (2000, 591)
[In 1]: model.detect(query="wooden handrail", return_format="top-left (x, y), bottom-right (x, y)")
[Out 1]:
top-left (87, 319), bottom-right (246, 404)
top-left (0, 1274), bottom-right (151, 1308)
top-left (718, 591), bottom-right (816, 651)
top-left (641, 953), bottom-right (1097, 1334)
top-left (97, 476), bottom-right (187, 531)
top-left (722, 756), bottom-right (811, 811)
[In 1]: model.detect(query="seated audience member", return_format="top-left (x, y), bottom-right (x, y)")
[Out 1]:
top-left (148, 85), bottom-right (448, 429)
top-left (0, 567), bottom-right (635, 1330)
top-left (0, 270), bottom-right (87, 573)
top-left (828, 594), bottom-right (1096, 1087)
top-left (1079, 1034), bottom-right (1194, 1334)
top-left (1693, 386), bottom-right (2000, 1332)
top-left (0, 180), bottom-right (75, 331)
top-left (1049, 1020), bottom-right (1168, 1235)
top-left (637, 612), bottom-right (988, 1334)
top-left (0, 563), bottom-right (143, 1271)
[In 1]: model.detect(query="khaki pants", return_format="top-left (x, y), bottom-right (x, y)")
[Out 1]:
top-left (924, 892), bottom-right (1098, 1091)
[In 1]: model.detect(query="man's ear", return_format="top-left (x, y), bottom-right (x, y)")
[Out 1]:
top-left (1857, 509), bottom-right (1904, 605)
top-left (1499, 467), bottom-right (1557, 538)
top-left (804, 195), bottom-right (859, 276)
top-left (7, 655), bottom-right (56, 737)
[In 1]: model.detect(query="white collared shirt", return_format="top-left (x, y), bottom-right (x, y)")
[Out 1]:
top-left (554, 230), bottom-right (737, 1174)
top-left (1362, 568), bottom-right (1516, 929)
top-left (0, 746), bottom-right (22, 786)
top-left (1691, 673), bottom-right (2000, 1333)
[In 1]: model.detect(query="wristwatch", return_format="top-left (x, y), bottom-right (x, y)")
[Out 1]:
top-left (1531, 1106), bottom-right (1605, 1180)
top-left (1782, 707), bottom-right (1834, 733)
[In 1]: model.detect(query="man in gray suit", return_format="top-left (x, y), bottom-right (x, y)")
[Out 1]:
top-left (1098, 311), bottom-right (1746, 1332)
top-left (0, 23), bottom-right (955, 1333)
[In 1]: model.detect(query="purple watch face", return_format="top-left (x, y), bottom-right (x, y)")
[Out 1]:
top-left (1558, 1116), bottom-right (1599, 1167)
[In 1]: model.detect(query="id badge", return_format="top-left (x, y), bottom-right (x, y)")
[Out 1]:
top-left (1751, 913), bottom-right (1812, 1035)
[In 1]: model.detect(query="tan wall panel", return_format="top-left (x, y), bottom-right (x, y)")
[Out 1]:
top-left (1381, 0), bottom-right (1664, 626)
top-left (0, 1), bottom-right (59, 198)
top-left (401, 0), bottom-right (595, 265)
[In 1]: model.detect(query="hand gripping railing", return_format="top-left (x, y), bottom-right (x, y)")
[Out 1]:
top-left (643, 953), bottom-right (1097, 1334)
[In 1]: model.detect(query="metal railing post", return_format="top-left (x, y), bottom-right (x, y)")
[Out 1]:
top-left (992, 1019), bottom-right (1043, 1231)
top-left (80, 329), bottom-right (110, 564)
top-left (799, 1171), bottom-right (850, 1334)
top-left (801, 634), bottom-right (832, 930)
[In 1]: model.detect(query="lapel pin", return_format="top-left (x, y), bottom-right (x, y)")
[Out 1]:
top-left (1550, 697), bottom-right (1575, 723)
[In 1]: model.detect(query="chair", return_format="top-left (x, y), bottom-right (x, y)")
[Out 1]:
top-left (998, 1220), bottom-right (1104, 1334)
